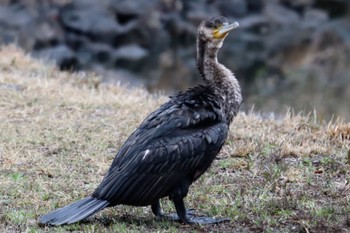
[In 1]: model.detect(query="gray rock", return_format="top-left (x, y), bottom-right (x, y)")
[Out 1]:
top-left (264, 3), bottom-right (300, 25)
top-left (109, 0), bottom-right (157, 16)
top-left (113, 44), bottom-right (148, 61)
top-left (215, 0), bottom-right (248, 17)
top-left (303, 9), bottom-right (329, 29)
top-left (59, 0), bottom-right (121, 42)
top-left (32, 44), bottom-right (78, 70)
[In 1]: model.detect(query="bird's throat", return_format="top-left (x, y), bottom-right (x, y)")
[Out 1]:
top-left (196, 39), bottom-right (218, 83)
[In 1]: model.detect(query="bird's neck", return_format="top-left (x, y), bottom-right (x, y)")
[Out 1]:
top-left (197, 38), bottom-right (215, 81)
top-left (196, 38), bottom-right (242, 123)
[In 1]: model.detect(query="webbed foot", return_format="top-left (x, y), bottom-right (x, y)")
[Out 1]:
top-left (182, 215), bottom-right (230, 224)
top-left (156, 209), bottom-right (195, 221)
top-left (152, 200), bottom-right (195, 221)
top-left (151, 199), bottom-right (230, 225)
top-left (172, 197), bottom-right (230, 225)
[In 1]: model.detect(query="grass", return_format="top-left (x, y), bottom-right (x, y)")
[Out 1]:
top-left (0, 45), bottom-right (349, 232)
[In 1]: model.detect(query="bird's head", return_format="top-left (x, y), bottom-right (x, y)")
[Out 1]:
top-left (198, 16), bottom-right (239, 48)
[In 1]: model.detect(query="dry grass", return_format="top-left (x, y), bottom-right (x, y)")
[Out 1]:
top-left (0, 45), bottom-right (349, 232)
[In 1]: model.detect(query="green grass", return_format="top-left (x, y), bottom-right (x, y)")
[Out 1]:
top-left (1, 45), bottom-right (350, 232)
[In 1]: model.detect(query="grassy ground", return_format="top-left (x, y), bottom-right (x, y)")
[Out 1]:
top-left (0, 45), bottom-right (349, 233)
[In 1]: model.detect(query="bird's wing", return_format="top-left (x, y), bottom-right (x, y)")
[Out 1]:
top-left (92, 97), bottom-right (228, 205)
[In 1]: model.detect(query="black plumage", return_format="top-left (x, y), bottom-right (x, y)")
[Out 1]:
top-left (39, 16), bottom-right (241, 225)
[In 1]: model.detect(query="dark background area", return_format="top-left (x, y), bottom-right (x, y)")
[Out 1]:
top-left (1, 0), bottom-right (349, 121)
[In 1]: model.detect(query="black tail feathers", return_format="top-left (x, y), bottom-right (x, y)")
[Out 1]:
top-left (39, 197), bottom-right (109, 226)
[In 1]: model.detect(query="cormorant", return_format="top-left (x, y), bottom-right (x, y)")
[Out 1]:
top-left (39, 16), bottom-right (241, 225)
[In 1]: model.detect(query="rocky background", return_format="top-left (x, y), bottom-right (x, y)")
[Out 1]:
top-left (1, 0), bottom-right (350, 120)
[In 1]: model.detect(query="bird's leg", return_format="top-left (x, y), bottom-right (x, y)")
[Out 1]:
top-left (151, 200), bottom-right (193, 221)
top-left (151, 200), bottom-right (163, 217)
top-left (151, 200), bottom-right (179, 221)
top-left (172, 197), bottom-right (230, 224)
top-left (151, 200), bottom-right (181, 221)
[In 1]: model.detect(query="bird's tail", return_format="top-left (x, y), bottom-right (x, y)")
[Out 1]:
top-left (39, 197), bottom-right (109, 226)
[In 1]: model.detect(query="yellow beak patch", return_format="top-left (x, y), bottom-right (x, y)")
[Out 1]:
top-left (213, 28), bottom-right (228, 39)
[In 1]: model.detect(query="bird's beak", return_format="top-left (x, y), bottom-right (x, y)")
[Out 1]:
top-left (213, 22), bottom-right (239, 39)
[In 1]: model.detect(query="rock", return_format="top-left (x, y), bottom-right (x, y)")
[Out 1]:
top-left (0, 4), bottom-right (33, 43)
top-left (264, 3), bottom-right (300, 26)
top-left (59, 0), bottom-right (121, 43)
top-left (88, 43), bottom-right (114, 65)
top-left (303, 9), bottom-right (329, 29)
top-left (109, 0), bottom-right (157, 16)
top-left (113, 44), bottom-right (148, 61)
top-left (0, 4), bottom-right (32, 29)
top-left (113, 44), bottom-right (149, 72)
top-left (215, 0), bottom-right (248, 18)
top-left (32, 44), bottom-right (78, 70)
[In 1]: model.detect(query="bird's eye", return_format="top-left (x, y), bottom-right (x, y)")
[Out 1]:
top-left (205, 21), bottom-right (215, 28)
top-left (205, 16), bottom-right (229, 29)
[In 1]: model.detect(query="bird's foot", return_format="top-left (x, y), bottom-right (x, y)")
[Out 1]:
top-left (153, 198), bottom-right (230, 225)
top-left (184, 216), bottom-right (230, 224)
top-left (170, 197), bottom-right (231, 225)
top-left (156, 209), bottom-right (230, 224)
top-left (156, 209), bottom-right (195, 221)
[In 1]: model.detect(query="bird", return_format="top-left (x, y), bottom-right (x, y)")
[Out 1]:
top-left (39, 16), bottom-right (241, 225)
